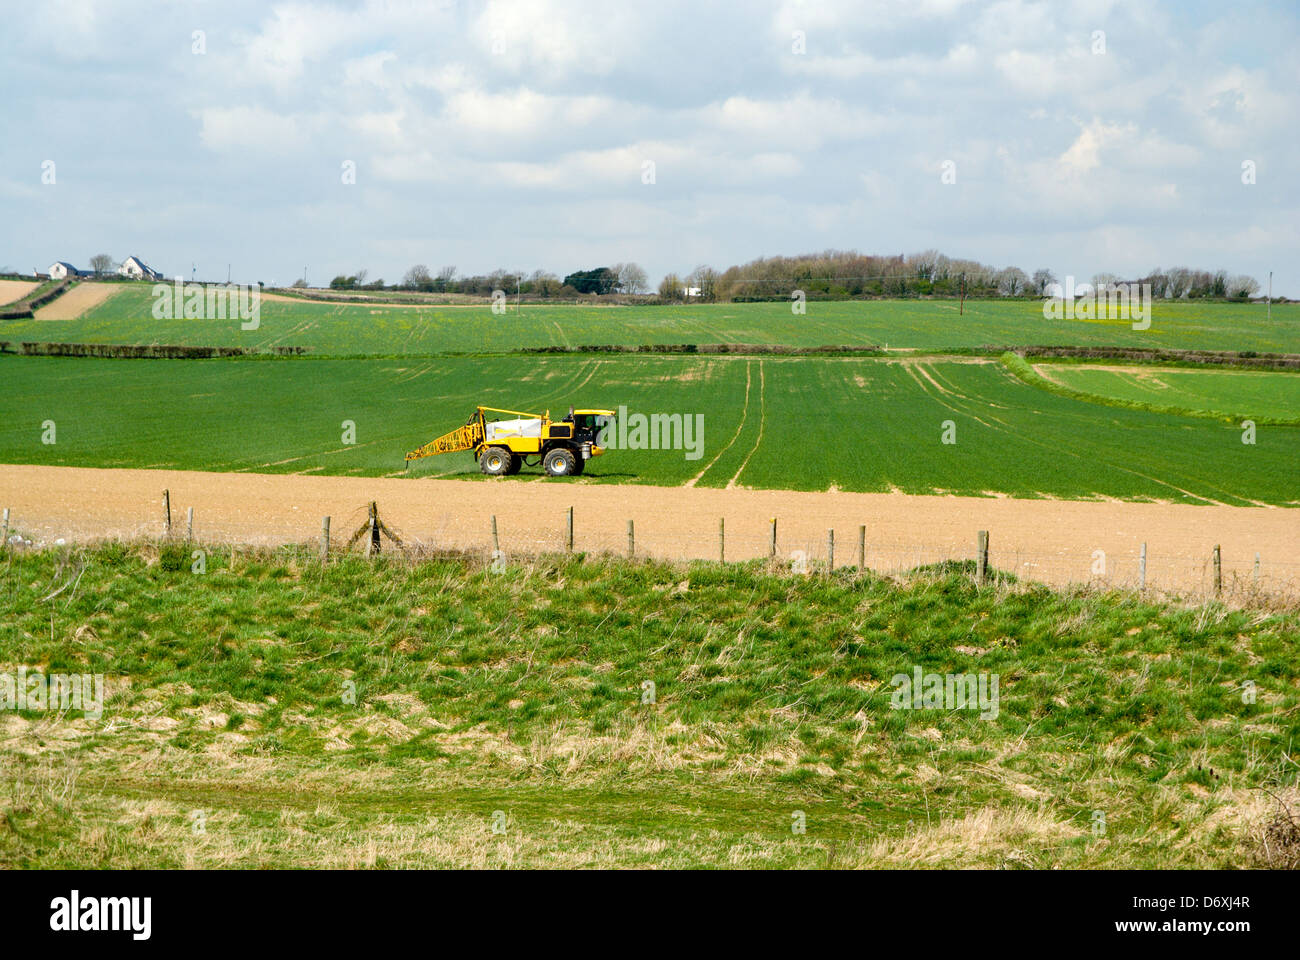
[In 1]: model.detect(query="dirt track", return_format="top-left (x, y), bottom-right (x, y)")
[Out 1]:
top-left (33, 283), bottom-right (120, 320)
top-left (3, 465), bottom-right (1296, 596)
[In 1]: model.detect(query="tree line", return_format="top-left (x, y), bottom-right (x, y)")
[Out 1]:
top-left (319, 250), bottom-right (1263, 302)
top-left (325, 263), bottom-right (650, 297)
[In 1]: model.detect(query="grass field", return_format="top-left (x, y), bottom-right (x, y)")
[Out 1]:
top-left (2, 543), bottom-right (1295, 868)
top-left (1032, 363), bottom-right (1300, 424)
top-left (1, 354), bottom-right (1295, 504)
top-left (3, 282), bottom-right (1299, 355)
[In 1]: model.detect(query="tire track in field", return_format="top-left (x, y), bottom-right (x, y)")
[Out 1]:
top-left (905, 362), bottom-right (999, 427)
top-left (685, 359), bottom-right (752, 487)
top-left (726, 360), bottom-right (766, 489)
top-left (516, 358), bottom-right (597, 412)
top-left (552, 320), bottom-right (571, 348)
top-left (915, 360), bottom-right (1234, 506)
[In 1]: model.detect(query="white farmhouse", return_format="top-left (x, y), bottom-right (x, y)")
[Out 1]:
top-left (118, 255), bottom-right (161, 281)
top-left (47, 261), bottom-right (83, 280)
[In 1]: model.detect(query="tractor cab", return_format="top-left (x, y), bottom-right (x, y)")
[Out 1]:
top-left (564, 408), bottom-right (616, 445)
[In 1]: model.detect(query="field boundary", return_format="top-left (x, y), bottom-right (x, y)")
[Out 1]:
top-left (2, 464), bottom-right (1296, 601)
top-left (0, 341), bottom-right (309, 358)
top-left (0, 279), bottom-right (69, 320)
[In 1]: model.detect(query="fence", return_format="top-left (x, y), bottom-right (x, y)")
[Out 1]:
top-left (3, 493), bottom-right (1297, 604)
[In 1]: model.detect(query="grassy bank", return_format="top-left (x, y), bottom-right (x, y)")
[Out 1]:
top-left (1001, 352), bottom-right (1300, 425)
top-left (2, 542), bottom-right (1297, 868)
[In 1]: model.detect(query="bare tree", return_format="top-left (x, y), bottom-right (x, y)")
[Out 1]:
top-left (658, 273), bottom-right (684, 300)
top-left (997, 267), bottom-right (1029, 296)
top-left (529, 270), bottom-right (562, 297)
top-left (688, 264), bottom-right (719, 301)
top-left (1229, 275), bottom-right (1260, 299)
top-left (403, 264), bottom-right (433, 289)
top-left (1165, 267), bottom-right (1192, 299)
top-left (1091, 272), bottom-right (1122, 293)
top-left (1031, 268), bottom-right (1056, 296)
top-left (614, 261), bottom-right (649, 295)
top-left (89, 254), bottom-right (114, 276)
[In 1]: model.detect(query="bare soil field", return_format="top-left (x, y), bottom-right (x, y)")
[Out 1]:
top-left (0, 280), bottom-right (39, 305)
top-left (2, 465), bottom-right (1296, 596)
top-left (33, 282), bottom-right (120, 320)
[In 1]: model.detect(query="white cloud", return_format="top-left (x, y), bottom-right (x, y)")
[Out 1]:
top-left (2, 0), bottom-right (1298, 293)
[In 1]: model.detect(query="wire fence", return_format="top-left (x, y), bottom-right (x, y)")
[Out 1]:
top-left (4, 497), bottom-right (1297, 605)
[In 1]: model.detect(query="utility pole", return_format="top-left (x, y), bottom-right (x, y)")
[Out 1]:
top-left (1268, 270), bottom-right (1272, 322)
top-left (227, 263), bottom-right (231, 284)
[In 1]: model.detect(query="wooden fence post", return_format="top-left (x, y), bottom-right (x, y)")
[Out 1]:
top-left (858, 525), bottom-right (866, 569)
top-left (976, 530), bottom-right (989, 585)
top-left (827, 529), bottom-right (834, 572)
top-left (1, 508), bottom-right (8, 551)
top-left (186, 506), bottom-right (194, 542)
top-left (1139, 542), bottom-right (1147, 592)
top-left (162, 489), bottom-right (171, 538)
top-left (566, 506), bottom-right (574, 553)
top-left (491, 515), bottom-right (500, 553)
top-left (320, 516), bottom-right (330, 563)
top-left (769, 518), bottom-right (777, 559)
top-left (1213, 544), bottom-right (1222, 596)
top-left (364, 502), bottom-right (378, 558)
top-left (627, 519), bottom-right (635, 559)
top-left (1254, 552), bottom-right (1260, 583)
top-left (719, 517), bottom-right (725, 563)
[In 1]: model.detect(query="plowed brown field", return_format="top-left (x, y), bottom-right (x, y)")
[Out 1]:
top-left (3, 465), bottom-right (1296, 596)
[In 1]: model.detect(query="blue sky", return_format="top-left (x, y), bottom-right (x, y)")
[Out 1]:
top-left (2, 0), bottom-right (1296, 293)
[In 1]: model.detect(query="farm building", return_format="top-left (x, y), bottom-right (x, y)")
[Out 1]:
top-left (118, 255), bottom-right (162, 281)
top-left (47, 261), bottom-right (83, 280)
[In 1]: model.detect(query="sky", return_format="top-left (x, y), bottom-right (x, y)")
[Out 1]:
top-left (2, 0), bottom-right (1297, 293)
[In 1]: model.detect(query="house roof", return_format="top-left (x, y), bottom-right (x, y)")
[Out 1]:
top-left (51, 261), bottom-right (79, 271)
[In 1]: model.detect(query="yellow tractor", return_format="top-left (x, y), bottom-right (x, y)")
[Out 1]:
top-left (405, 406), bottom-right (615, 477)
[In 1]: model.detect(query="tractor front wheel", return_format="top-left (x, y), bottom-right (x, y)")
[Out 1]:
top-left (543, 448), bottom-right (577, 477)
top-left (479, 447), bottom-right (512, 476)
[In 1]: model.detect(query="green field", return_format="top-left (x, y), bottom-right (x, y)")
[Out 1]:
top-left (1032, 363), bottom-right (1300, 424)
top-left (3, 544), bottom-right (1296, 868)
top-left (1, 353), bottom-right (1295, 504)
top-left (4, 282), bottom-right (1299, 355)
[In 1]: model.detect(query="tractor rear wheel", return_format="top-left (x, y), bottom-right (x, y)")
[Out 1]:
top-left (504, 452), bottom-right (522, 475)
top-left (543, 447), bottom-right (577, 477)
top-left (479, 447), bottom-right (511, 476)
